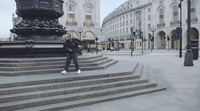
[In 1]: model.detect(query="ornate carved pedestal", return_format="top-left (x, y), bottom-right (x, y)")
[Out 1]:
top-left (0, 0), bottom-right (68, 57)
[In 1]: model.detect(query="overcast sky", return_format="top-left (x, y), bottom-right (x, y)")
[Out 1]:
top-left (0, 0), bottom-right (126, 39)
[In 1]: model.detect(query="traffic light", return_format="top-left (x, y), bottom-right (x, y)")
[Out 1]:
top-left (133, 32), bottom-right (135, 36)
top-left (131, 28), bottom-right (133, 35)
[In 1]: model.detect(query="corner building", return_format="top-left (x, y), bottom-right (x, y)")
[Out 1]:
top-left (102, 0), bottom-right (200, 49)
top-left (59, 0), bottom-right (101, 43)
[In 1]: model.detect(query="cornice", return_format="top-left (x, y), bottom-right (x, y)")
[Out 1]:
top-left (102, 2), bottom-right (152, 26)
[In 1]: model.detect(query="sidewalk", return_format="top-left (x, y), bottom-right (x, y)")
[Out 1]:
top-left (63, 50), bottom-right (200, 111)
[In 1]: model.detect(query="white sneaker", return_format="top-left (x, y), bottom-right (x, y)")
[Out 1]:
top-left (61, 70), bottom-right (67, 74)
top-left (77, 69), bottom-right (81, 74)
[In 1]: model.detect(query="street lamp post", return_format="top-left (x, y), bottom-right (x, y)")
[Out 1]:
top-left (184, 0), bottom-right (193, 66)
top-left (178, 0), bottom-right (183, 58)
top-left (130, 28), bottom-right (135, 57)
top-left (149, 34), bottom-right (154, 52)
top-left (150, 26), bottom-right (156, 50)
top-left (136, 29), bottom-right (143, 55)
top-left (96, 37), bottom-right (98, 54)
top-left (141, 31), bottom-right (143, 55)
top-left (143, 38), bottom-right (147, 50)
top-left (167, 35), bottom-right (170, 51)
top-left (77, 26), bottom-right (83, 40)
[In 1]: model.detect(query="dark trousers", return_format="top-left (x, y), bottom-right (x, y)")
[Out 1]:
top-left (64, 52), bottom-right (79, 71)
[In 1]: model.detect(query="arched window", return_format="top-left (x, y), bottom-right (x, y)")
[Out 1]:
top-left (159, 9), bottom-right (164, 24)
top-left (173, 5), bottom-right (178, 22)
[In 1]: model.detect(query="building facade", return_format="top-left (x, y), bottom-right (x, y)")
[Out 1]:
top-left (102, 0), bottom-right (200, 50)
top-left (59, 0), bottom-right (102, 43)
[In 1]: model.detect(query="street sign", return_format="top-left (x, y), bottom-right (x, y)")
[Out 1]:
top-left (131, 35), bottom-right (134, 39)
top-left (102, 41), bottom-right (104, 45)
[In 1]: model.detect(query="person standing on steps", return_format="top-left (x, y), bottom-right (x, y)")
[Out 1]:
top-left (61, 34), bottom-right (82, 74)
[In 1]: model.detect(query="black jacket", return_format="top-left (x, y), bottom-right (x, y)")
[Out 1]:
top-left (63, 38), bottom-right (86, 53)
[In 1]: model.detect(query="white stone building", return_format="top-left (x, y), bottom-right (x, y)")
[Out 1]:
top-left (102, 0), bottom-right (200, 50)
top-left (59, 0), bottom-right (102, 43)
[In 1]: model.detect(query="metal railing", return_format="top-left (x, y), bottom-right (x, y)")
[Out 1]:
top-left (170, 21), bottom-right (180, 26)
top-left (83, 22), bottom-right (94, 27)
top-left (157, 23), bottom-right (165, 27)
top-left (186, 17), bottom-right (198, 23)
top-left (66, 22), bottom-right (77, 26)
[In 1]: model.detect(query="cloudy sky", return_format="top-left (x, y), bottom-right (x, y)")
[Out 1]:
top-left (0, 0), bottom-right (126, 39)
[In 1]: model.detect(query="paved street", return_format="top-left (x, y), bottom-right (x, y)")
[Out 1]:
top-left (64, 49), bottom-right (200, 111)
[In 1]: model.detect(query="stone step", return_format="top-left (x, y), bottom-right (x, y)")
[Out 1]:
top-left (16, 87), bottom-right (165, 111)
top-left (0, 73), bottom-right (141, 96)
top-left (0, 56), bottom-right (107, 67)
top-left (0, 78), bottom-right (147, 103)
top-left (0, 82), bottom-right (156, 111)
top-left (0, 55), bottom-right (103, 63)
top-left (0, 58), bottom-right (112, 68)
top-left (0, 58), bottom-right (113, 71)
top-left (0, 61), bottom-right (138, 89)
top-left (0, 60), bottom-right (118, 76)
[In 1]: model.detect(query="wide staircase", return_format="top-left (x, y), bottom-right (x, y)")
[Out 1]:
top-left (0, 54), bottom-right (166, 111)
top-left (0, 55), bottom-right (117, 76)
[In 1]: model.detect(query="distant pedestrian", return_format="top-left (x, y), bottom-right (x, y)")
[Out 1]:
top-left (61, 34), bottom-right (82, 74)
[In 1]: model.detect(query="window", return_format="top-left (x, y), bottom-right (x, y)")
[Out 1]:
top-left (136, 1), bottom-right (139, 6)
top-left (126, 28), bottom-right (128, 33)
top-left (85, 15), bottom-right (92, 26)
top-left (159, 0), bottom-right (163, 6)
top-left (148, 8), bottom-right (151, 13)
top-left (173, 5), bottom-right (178, 22)
top-left (130, 19), bottom-right (132, 25)
top-left (159, 9), bottom-right (164, 24)
top-left (191, 1), bottom-right (196, 19)
top-left (126, 21), bottom-right (128, 26)
top-left (148, 15), bottom-right (151, 21)
top-left (130, 13), bottom-right (132, 17)
top-left (68, 14), bottom-right (75, 22)
top-left (148, 24), bottom-right (151, 30)
top-left (86, 0), bottom-right (90, 2)
top-left (69, 5), bottom-right (74, 11)
top-left (120, 29), bottom-right (122, 34)
top-left (137, 18), bottom-right (141, 29)
top-left (126, 15), bottom-right (128, 19)
top-left (123, 22), bottom-right (125, 26)
top-left (123, 28), bottom-right (125, 34)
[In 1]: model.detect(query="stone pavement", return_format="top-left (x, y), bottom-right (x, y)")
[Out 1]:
top-left (63, 49), bottom-right (200, 111)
